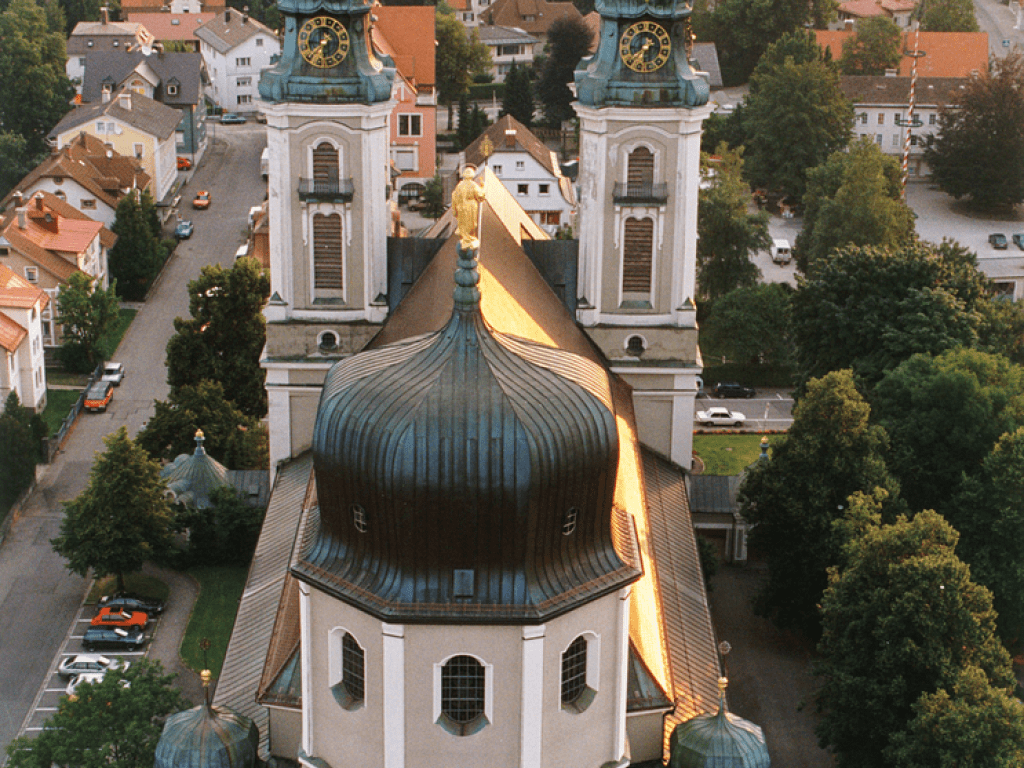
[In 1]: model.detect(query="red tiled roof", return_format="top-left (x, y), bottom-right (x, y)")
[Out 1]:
top-left (0, 310), bottom-right (27, 353)
top-left (125, 12), bottom-right (215, 41)
top-left (0, 263), bottom-right (50, 311)
top-left (816, 30), bottom-right (988, 77)
top-left (373, 6), bottom-right (435, 87)
top-left (481, 0), bottom-right (583, 37)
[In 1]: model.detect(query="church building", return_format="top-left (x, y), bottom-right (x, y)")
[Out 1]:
top-left (212, 0), bottom-right (752, 764)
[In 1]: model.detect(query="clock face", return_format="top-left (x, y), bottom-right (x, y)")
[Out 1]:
top-left (298, 16), bottom-right (350, 69)
top-left (619, 21), bottom-right (671, 74)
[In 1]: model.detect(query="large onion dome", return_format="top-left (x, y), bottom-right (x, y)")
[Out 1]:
top-left (669, 678), bottom-right (771, 768)
top-left (296, 248), bottom-right (637, 622)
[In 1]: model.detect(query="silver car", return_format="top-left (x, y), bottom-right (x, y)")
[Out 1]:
top-left (57, 654), bottom-right (130, 679)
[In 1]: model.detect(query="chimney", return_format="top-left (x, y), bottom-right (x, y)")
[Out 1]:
top-left (119, 91), bottom-right (131, 110)
top-left (102, 85), bottom-right (112, 102)
top-left (243, 5), bottom-right (249, 22)
top-left (12, 191), bottom-right (22, 207)
top-left (504, 128), bottom-right (516, 148)
top-left (16, 207), bottom-right (27, 230)
top-left (225, 8), bottom-right (231, 22)
top-left (100, 5), bottom-right (109, 23)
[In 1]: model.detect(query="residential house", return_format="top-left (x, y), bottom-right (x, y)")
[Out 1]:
top-left (373, 6), bottom-right (437, 201)
top-left (80, 48), bottom-right (208, 160)
top-left (195, 8), bottom-right (281, 113)
top-left (978, 256), bottom-right (1024, 302)
top-left (0, 264), bottom-right (49, 412)
top-left (447, 0), bottom-right (495, 27)
top-left (843, 76), bottom-right (964, 177)
top-left (462, 114), bottom-right (576, 234)
top-left (833, 0), bottom-right (917, 29)
top-left (476, 25), bottom-right (540, 82)
top-left (1, 132), bottom-right (151, 228)
top-left (66, 10), bottom-right (154, 91)
top-left (50, 89), bottom-right (182, 203)
top-left (815, 30), bottom-right (988, 77)
top-left (120, 0), bottom-right (225, 14)
top-left (124, 13), bottom-right (216, 53)
top-left (0, 191), bottom-right (114, 347)
top-left (480, 0), bottom-right (583, 42)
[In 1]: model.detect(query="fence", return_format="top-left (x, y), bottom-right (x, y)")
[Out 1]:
top-left (44, 363), bottom-right (103, 463)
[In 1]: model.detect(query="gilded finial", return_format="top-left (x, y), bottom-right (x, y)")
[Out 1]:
top-left (480, 136), bottom-right (494, 159)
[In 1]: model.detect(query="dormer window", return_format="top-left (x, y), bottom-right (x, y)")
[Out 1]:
top-left (167, 84), bottom-right (178, 95)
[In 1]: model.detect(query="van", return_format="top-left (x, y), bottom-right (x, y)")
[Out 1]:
top-left (771, 238), bottom-right (792, 265)
top-left (234, 243), bottom-right (249, 261)
top-left (260, 148), bottom-right (269, 180)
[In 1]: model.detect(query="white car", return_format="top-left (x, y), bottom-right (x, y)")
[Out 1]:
top-left (57, 654), bottom-right (129, 679)
top-left (101, 362), bottom-right (125, 386)
top-left (696, 407), bottom-right (746, 426)
top-left (66, 671), bottom-right (106, 695)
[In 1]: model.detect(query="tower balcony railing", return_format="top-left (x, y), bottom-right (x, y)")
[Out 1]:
top-left (298, 177), bottom-right (355, 203)
top-left (612, 182), bottom-right (669, 205)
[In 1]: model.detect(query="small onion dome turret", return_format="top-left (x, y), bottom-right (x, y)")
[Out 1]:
top-left (154, 703), bottom-right (258, 768)
top-left (161, 430), bottom-right (230, 509)
top-left (669, 678), bottom-right (771, 768)
top-left (300, 247), bottom-right (636, 622)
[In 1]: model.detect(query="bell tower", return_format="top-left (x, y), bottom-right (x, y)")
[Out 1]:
top-left (258, 0), bottom-right (395, 471)
top-left (574, 0), bottom-right (711, 468)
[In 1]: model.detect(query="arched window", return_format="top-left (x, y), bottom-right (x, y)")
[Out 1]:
top-left (313, 141), bottom-right (339, 194)
top-left (438, 655), bottom-right (488, 735)
top-left (560, 634), bottom-right (598, 713)
top-left (330, 630), bottom-right (365, 709)
top-left (627, 146), bottom-right (654, 195)
top-left (312, 212), bottom-right (343, 291)
top-left (622, 217), bottom-right (653, 296)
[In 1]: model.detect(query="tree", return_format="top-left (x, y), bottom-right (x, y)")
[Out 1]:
top-left (455, 97), bottom-right (491, 150)
top-left (696, 145), bottom-right (769, 300)
top-left (870, 348), bottom-right (1024, 521)
top-left (741, 33), bottom-right (852, 201)
top-left (500, 61), bottom-right (534, 128)
top-left (815, 510), bottom-right (1015, 767)
top-left (5, 659), bottom-right (189, 768)
top-left (137, 380), bottom-right (268, 469)
top-left (739, 370), bottom-right (903, 635)
top-left (165, 258), bottom-right (270, 419)
top-left (421, 172), bottom-right (446, 219)
top-left (919, 0), bottom-right (979, 32)
top-left (535, 15), bottom-right (593, 126)
top-left (51, 428), bottom-right (175, 593)
top-left (924, 54), bottom-right (1024, 210)
top-left (0, 392), bottom-right (45, 509)
top-left (702, 283), bottom-right (794, 367)
top-left (109, 191), bottom-right (164, 301)
top-left (947, 428), bottom-right (1024, 645)
top-left (56, 271), bottom-right (120, 372)
top-left (839, 17), bottom-right (901, 75)
top-left (435, 7), bottom-right (491, 123)
top-left (0, 130), bottom-right (34, 200)
top-left (175, 486), bottom-right (264, 566)
top-left (796, 138), bottom-right (917, 270)
top-left (885, 666), bottom-right (1024, 768)
top-left (791, 241), bottom-right (991, 387)
top-left (0, 0), bottom-right (76, 158)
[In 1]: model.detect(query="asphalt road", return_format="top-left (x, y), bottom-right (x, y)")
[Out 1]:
top-left (0, 120), bottom-right (267, 759)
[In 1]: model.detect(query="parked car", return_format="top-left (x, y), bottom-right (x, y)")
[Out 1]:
top-left (98, 594), bottom-right (165, 617)
top-left (192, 191), bottom-right (211, 209)
top-left (174, 220), bottom-right (194, 239)
top-left (1013, 234), bottom-right (1024, 251)
top-left (58, 654), bottom-right (130, 679)
top-left (711, 381), bottom-right (756, 399)
top-left (101, 362), bottom-right (125, 386)
top-left (91, 607), bottom-right (148, 629)
top-left (220, 112), bottom-right (246, 124)
top-left (255, 111), bottom-right (267, 124)
top-left (177, 156), bottom-right (192, 171)
top-left (989, 233), bottom-right (1009, 249)
top-left (83, 380), bottom-right (113, 412)
top-left (696, 407), bottom-right (746, 427)
top-left (82, 626), bottom-right (145, 652)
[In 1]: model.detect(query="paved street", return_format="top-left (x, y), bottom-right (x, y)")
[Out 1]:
top-left (0, 121), bottom-right (267, 759)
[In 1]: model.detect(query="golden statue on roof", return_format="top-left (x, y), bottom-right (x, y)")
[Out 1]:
top-left (452, 166), bottom-right (486, 251)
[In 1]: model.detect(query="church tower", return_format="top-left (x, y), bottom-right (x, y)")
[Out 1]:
top-left (258, 0), bottom-right (395, 470)
top-left (574, 0), bottom-right (711, 468)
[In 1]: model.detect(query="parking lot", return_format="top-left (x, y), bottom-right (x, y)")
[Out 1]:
top-left (694, 389), bottom-right (795, 432)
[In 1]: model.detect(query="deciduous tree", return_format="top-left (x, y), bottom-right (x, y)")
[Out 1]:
top-left (51, 428), bottom-right (175, 593)
top-left (839, 17), bottom-right (901, 75)
top-left (702, 283), bottom-right (794, 367)
top-left (815, 510), bottom-right (1015, 767)
top-left (535, 15), bottom-right (593, 126)
top-left (56, 271), bottom-right (120, 372)
top-left (924, 54), bottom-right (1024, 210)
top-left (919, 0), bottom-right (979, 32)
top-left (435, 7), bottom-right (491, 124)
top-left (166, 258), bottom-right (270, 419)
top-left (421, 172), bottom-right (446, 219)
top-left (175, 486), bottom-right (264, 566)
top-left (0, 392), bottom-right (45, 509)
top-left (5, 659), bottom-right (188, 768)
top-left (0, 131), bottom-right (34, 201)
top-left (109, 191), bottom-right (164, 301)
top-left (739, 370), bottom-right (902, 635)
top-left (796, 137), bottom-right (917, 270)
top-left (696, 144), bottom-right (769, 300)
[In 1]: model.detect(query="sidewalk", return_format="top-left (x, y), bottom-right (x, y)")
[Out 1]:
top-left (140, 562), bottom-right (205, 705)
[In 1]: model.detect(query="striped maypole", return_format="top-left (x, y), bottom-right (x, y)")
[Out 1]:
top-left (901, 22), bottom-right (922, 197)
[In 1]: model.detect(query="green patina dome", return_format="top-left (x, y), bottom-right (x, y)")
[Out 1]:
top-left (161, 430), bottom-right (230, 509)
top-left (669, 679), bottom-right (770, 768)
top-left (154, 703), bottom-right (259, 768)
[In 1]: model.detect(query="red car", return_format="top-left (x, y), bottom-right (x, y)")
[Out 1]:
top-left (192, 190), bottom-right (211, 209)
top-left (177, 156), bottom-right (192, 171)
top-left (91, 607), bottom-right (148, 629)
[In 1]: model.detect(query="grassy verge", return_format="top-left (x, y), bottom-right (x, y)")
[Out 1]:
top-left (693, 433), bottom-right (776, 475)
top-left (41, 389), bottom-right (83, 435)
top-left (96, 308), bottom-right (137, 360)
top-left (85, 573), bottom-right (171, 604)
top-left (179, 565), bottom-right (248, 677)
top-left (46, 371), bottom-right (90, 387)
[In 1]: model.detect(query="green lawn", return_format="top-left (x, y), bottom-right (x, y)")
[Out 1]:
top-left (179, 565), bottom-right (248, 677)
top-left (693, 433), bottom-right (776, 475)
top-left (42, 389), bottom-right (83, 435)
top-left (46, 371), bottom-right (90, 387)
top-left (96, 308), bottom-right (137, 360)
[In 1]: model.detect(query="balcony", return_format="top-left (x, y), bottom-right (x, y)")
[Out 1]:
top-left (298, 177), bottom-right (355, 203)
top-left (612, 182), bottom-right (669, 206)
